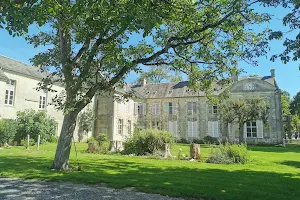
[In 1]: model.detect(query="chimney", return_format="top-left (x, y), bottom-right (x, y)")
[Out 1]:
top-left (270, 69), bottom-right (275, 78)
top-left (141, 78), bottom-right (147, 86)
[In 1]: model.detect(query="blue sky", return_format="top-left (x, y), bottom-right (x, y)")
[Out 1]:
top-left (0, 5), bottom-right (299, 98)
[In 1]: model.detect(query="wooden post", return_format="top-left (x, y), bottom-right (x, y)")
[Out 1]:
top-left (27, 134), bottom-right (30, 150)
top-left (283, 138), bottom-right (286, 147)
top-left (37, 135), bottom-right (40, 150)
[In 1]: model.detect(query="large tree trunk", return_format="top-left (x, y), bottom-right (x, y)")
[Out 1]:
top-left (51, 112), bottom-right (78, 170)
top-left (238, 123), bottom-right (244, 143)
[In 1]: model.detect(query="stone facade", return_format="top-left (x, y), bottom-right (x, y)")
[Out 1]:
top-left (95, 70), bottom-right (284, 145)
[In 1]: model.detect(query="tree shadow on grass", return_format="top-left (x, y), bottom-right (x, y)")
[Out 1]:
top-left (247, 145), bottom-right (300, 154)
top-left (279, 161), bottom-right (300, 168)
top-left (1, 156), bottom-right (300, 200)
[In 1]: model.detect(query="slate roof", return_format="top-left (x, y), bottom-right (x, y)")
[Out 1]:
top-left (131, 76), bottom-right (277, 99)
top-left (0, 55), bottom-right (45, 79)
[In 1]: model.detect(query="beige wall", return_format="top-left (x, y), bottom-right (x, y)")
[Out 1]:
top-left (0, 70), bottom-right (65, 136)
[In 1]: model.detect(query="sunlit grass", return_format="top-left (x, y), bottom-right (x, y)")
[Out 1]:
top-left (1, 143), bottom-right (300, 200)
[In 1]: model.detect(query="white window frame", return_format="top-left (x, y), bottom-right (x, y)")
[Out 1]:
top-left (117, 119), bottom-right (123, 135)
top-left (127, 120), bottom-right (132, 135)
top-left (5, 80), bottom-right (16, 106)
top-left (208, 121), bottom-right (220, 137)
top-left (138, 103), bottom-right (143, 115)
top-left (39, 92), bottom-right (47, 109)
top-left (168, 102), bottom-right (177, 115)
top-left (152, 103), bottom-right (160, 115)
top-left (245, 121), bottom-right (257, 138)
top-left (188, 120), bottom-right (197, 137)
top-left (152, 120), bottom-right (161, 130)
top-left (187, 102), bottom-right (197, 115)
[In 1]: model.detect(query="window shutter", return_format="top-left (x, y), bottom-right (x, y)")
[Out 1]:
top-left (208, 105), bottom-right (212, 114)
top-left (188, 121), bottom-right (192, 137)
top-left (208, 121), bottom-right (213, 136)
top-left (193, 121), bottom-right (197, 137)
top-left (143, 103), bottom-right (147, 115)
top-left (173, 103), bottom-right (177, 115)
top-left (173, 121), bottom-right (178, 136)
top-left (257, 120), bottom-right (264, 138)
top-left (134, 102), bottom-right (138, 115)
top-left (168, 121), bottom-right (173, 133)
top-left (213, 121), bottom-right (220, 137)
top-left (243, 123), bottom-right (247, 138)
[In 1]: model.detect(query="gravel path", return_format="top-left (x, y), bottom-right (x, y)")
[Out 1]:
top-left (0, 178), bottom-right (184, 200)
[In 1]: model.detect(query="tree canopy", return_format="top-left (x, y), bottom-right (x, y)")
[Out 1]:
top-left (290, 91), bottom-right (300, 116)
top-left (0, 0), bottom-right (289, 170)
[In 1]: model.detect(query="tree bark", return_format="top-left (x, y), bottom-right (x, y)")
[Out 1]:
top-left (51, 112), bottom-right (78, 170)
top-left (239, 123), bottom-right (244, 143)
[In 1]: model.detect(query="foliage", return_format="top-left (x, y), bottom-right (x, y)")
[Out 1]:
top-left (20, 138), bottom-right (35, 148)
top-left (269, 0), bottom-right (300, 65)
top-left (77, 107), bottom-right (94, 142)
top-left (0, 119), bottom-right (17, 146)
top-left (1, 0), bottom-right (282, 169)
top-left (87, 136), bottom-right (95, 143)
top-left (48, 135), bottom-right (58, 143)
top-left (207, 143), bottom-right (249, 164)
top-left (291, 114), bottom-right (300, 133)
top-left (281, 90), bottom-right (291, 115)
top-left (203, 136), bottom-right (220, 144)
top-left (15, 110), bottom-right (57, 144)
top-left (219, 98), bottom-right (270, 141)
top-left (87, 133), bottom-right (110, 154)
top-left (290, 92), bottom-right (300, 116)
top-left (123, 129), bottom-right (174, 156)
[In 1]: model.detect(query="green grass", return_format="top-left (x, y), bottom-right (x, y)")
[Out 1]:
top-left (1, 143), bottom-right (300, 200)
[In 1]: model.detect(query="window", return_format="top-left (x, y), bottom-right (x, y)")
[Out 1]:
top-left (134, 102), bottom-right (145, 115)
top-left (187, 102), bottom-right (197, 115)
top-left (168, 121), bottom-right (178, 136)
top-left (138, 103), bottom-right (143, 115)
top-left (39, 93), bottom-right (47, 109)
top-left (246, 121), bottom-right (257, 138)
top-left (127, 120), bottom-right (132, 135)
top-left (168, 102), bottom-right (177, 115)
top-left (152, 121), bottom-right (161, 130)
top-left (188, 120), bottom-right (197, 137)
top-left (152, 103), bottom-right (160, 115)
top-left (212, 105), bottom-right (218, 114)
top-left (117, 119), bottom-right (123, 135)
top-left (208, 121), bottom-right (220, 137)
top-left (5, 79), bottom-right (16, 106)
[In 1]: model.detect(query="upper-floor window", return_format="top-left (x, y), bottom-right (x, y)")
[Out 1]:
top-left (134, 102), bottom-right (145, 115)
top-left (209, 105), bottom-right (218, 115)
top-left (169, 102), bottom-right (177, 115)
top-left (152, 103), bottom-right (160, 115)
top-left (39, 92), bottom-right (47, 109)
top-left (187, 102), bottom-right (197, 115)
top-left (5, 80), bottom-right (16, 106)
top-left (138, 103), bottom-right (143, 115)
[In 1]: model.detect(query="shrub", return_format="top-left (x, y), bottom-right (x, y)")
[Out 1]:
top-left (48, 135), bottom-right (58, 143)
top-left (20, 138), bottom-right (35, 148)
top-left (14, 110), bottom-right (57, 144)
top-left (87, 136), bottom-right (95, 143)
top-left (123, 129), bottom-right (174, 156)
top-left (176, 138), bottom-right (189, 144)
top-left (0, 119), bottom-right (17, 146)
top-left (207, 143), bottom-right (249, 164)
top-left (87, 133), bottom-right (109, 154)
top-left (203, 136), bottom-right (220, 144)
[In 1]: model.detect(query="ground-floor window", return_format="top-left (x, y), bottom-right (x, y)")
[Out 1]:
top-left (244, 120), bottom-right (264, 138)
top-left (127, 120), bottom-right (132, 135)
top-left (152, 120), bottom-right (161, 130)
top-left (118, 119), bottom-right (123, 135)
top-left (188, 120), bottom-right (197, 137)
top-left (168, 121), bottom-right (178, 136)
top-left (208, 121), bottom-right (220, 137)
top-left (246, 121), bottom-right (257, 138)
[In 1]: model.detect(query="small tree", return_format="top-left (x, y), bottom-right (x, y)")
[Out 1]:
top-left (15, 110), bottom-right (57, 144)
top-left (0, 119), bottom-right (17, 146)
top-left (219, 98), bottom-right (270, 143)
top-left (77, 107), bottom-right (94, 142)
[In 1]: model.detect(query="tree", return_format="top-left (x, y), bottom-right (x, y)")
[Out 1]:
top-left (290, 92), bottom-right (300, 116)
top-left (269, 0), bottom-right (299, 65)
top-left (291, 114), bottom-right (300, 135)
top-left (1, 0), bottom-right (280, 170)
top-left (219, 98), bottom-right (270, 142)
top-left (77, 107), bottom-right (94, 142)
top-left (0, 119), bottom-right (17, 146)
top-left (281, 90), bottom-right (291, 115)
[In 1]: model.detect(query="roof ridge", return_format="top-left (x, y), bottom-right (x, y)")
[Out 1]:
top-left (0, 54), bottom-right (32, 66)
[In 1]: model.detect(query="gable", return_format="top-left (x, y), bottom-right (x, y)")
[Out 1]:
top-left (230, 78), bottom-right (277, 93)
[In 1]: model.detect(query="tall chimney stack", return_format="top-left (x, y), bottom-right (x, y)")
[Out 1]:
top-left (270, 69), bottom-right (275, 78)
top-left (141, 78), bottom-right (147, 86)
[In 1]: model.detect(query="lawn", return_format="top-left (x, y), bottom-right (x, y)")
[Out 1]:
top-left (1, 143), bottom-right (300, 200)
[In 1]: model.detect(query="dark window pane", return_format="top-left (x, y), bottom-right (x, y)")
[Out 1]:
top-left (5, 90), bottom-right (8, 95)
top-left (252, 122), bottom-right (256, 126)
top-left (247, 132), bottom-right (251, 137)
top-left (253, 132), bottom-right (257, 137)
top-left (247, 128), bottom-right (251, 133)
top-left (10, 91), bottom-right (13, 96)
top-left (252, 128), bottom-right (257, 133)
top-left (9, 100), bottom-right (12, 105)
top-left (5, 100), bottom-right (7, 104)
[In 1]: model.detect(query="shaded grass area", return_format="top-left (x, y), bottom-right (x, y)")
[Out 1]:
top-left (1, 143), bottom-right (300, 200)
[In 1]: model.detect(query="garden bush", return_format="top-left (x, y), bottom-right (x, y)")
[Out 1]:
top-left (203, 136), bottom-right (220, 144)
top-left (207, 143), bottom-right (249, 164)
top-left (87, 136), bottom-right (95, 143)
top-left (123, 129), bottom-right (174, 156)
top-left (87, 133), bottom-right (109, 154)
top-left (0, 119), bottom-right (17, 146)
top-left (20, 138), bottom-right (35, 148)
top-left (14, 110), bottom-right (57, 144)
